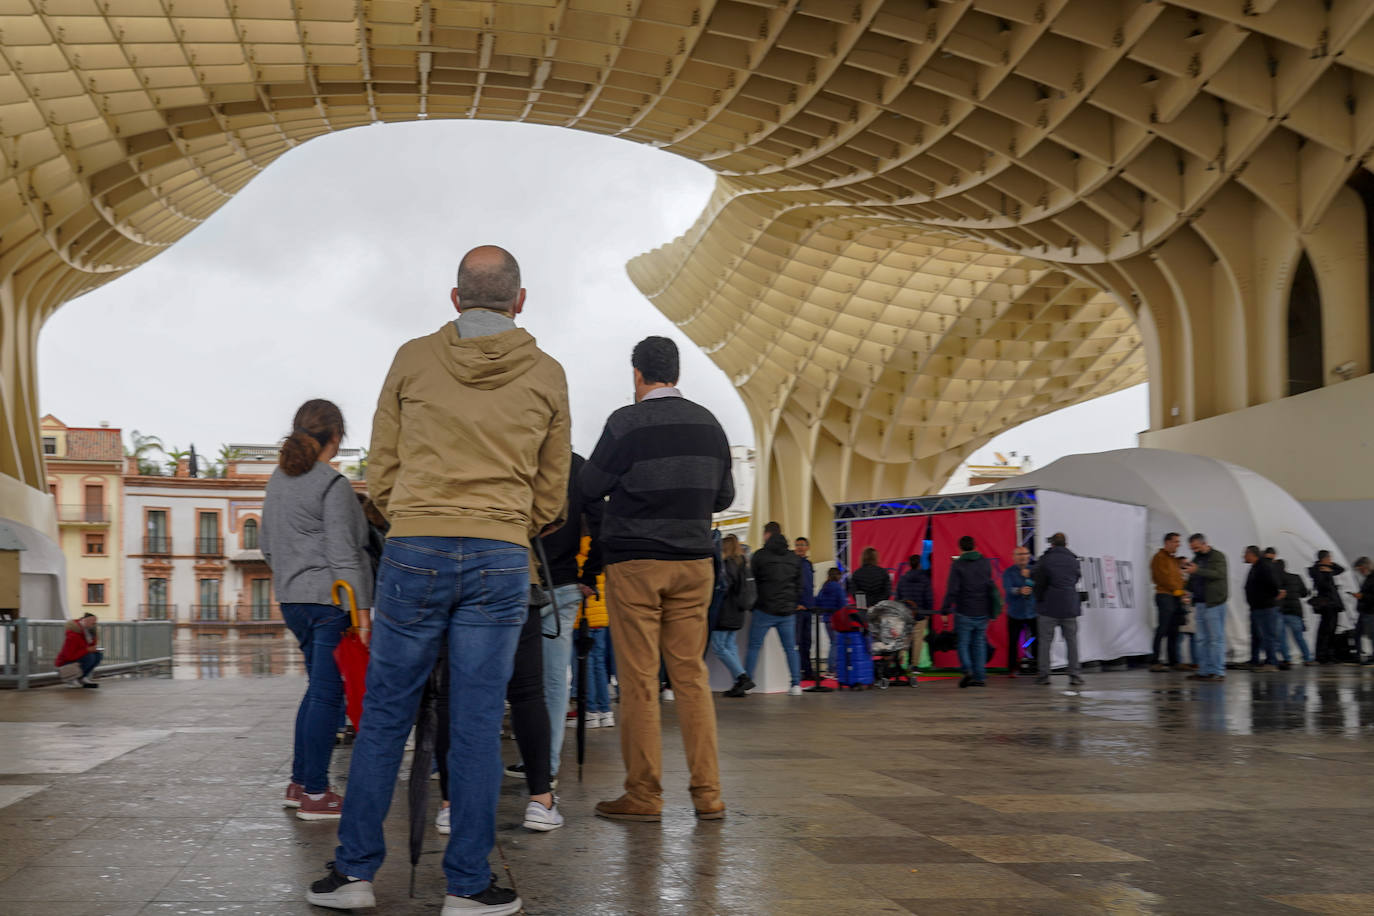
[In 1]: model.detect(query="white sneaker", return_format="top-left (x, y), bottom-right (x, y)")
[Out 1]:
top-left (789, 685), bottom-right (803, 696)
top-left (586, 714), bottom-right (602, 729)
top-left (436, 805), bottom-right (450, 835)
top-left (662, 689), bottom-right (675, 701)
top-left (597, 711), bottom-right (615, 728)
top-left (307, 868), bottom-right (375, 909)
top-left (523, 797), bottom-right (564, 832)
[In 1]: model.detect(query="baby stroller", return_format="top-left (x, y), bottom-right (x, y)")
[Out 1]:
top-left (866, 600), bottom-right (917, 689)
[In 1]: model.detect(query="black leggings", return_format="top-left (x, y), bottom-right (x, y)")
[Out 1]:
top-left (438, 605), bottom-right (551, 800)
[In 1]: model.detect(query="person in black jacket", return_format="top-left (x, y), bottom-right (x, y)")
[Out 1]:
top-left (1274, 559), bottom-right (1314, 666)
top-left (941, 536), bottom-right (995, 687)
top-left (1353, 556), bottom-right (1374, 665)
top-left (1033, 533), bottom-right (1084, 686)
top-left (1308, 550), bottom-right (1346, 664)
top-left (1243, 545), bottom-right (1285, 671)
top-left (794, 536), bottom-right (821, 682)
top-left (712, 535), bottom-right (754, 697)
top-left (848, 546), bottom-right (892, 608)
top-left (744, 523), bottom-right (805, 695)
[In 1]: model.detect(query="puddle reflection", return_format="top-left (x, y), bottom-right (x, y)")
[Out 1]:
top-left (172, 636), bottom-right (304, 679)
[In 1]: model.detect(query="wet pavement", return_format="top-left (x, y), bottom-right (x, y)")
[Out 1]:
top-left (2, 641), bottom-right (1373, 915)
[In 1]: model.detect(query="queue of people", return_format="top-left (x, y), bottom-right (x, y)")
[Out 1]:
top-left (1145, 533), bottom-right (1374, 677)
top-left (85, 243), bottom-right (1362, 915)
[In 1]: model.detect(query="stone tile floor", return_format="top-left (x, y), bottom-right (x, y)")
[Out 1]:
top-left (2, 641), bottom-right (1374, 914)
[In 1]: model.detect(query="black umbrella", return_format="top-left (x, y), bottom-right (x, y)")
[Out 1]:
top-left (407, 658), bottom-right (443, 897)
top-left (573, 597), bottom-right (594, 779)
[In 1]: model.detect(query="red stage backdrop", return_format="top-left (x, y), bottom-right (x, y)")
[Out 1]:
top-left (930, 509), bottom-right (1017, 671)
top-left (849, 517), bottom-right (928, 577)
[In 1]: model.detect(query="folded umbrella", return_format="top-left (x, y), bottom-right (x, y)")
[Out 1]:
top-left (408, 657), bottom-right (443, 897)
top-left (573, 598), bottom-right (594, 779)
top-left (331, 580), bottom-right (369, 731)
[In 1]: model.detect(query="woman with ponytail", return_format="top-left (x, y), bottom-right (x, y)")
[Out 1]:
top-left (261, 399), bottom-right (373, 821)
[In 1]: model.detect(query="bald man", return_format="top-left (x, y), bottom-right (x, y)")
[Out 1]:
top-left (309, 246), bottom-right (569, 916)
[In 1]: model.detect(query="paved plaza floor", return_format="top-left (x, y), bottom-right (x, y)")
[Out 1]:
top-left (2, 640), bottom-right (1374, 915)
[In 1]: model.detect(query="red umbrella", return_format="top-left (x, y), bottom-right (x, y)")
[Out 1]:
top-left (332, 580), bottom-right (369, 731)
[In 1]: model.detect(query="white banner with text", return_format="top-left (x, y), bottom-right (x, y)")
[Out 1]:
top-left (1036, 490), bottom-right (1152, 666)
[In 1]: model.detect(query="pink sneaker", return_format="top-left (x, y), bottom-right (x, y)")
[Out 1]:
top-left (283, 782), bottom-right (303, 809)
top-left (296, 789), bottom-right (344, 821)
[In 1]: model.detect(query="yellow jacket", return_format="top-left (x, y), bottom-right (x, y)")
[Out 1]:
top-left (1151, 549), bottom-right (1185, 595)
top-left (368, 323), bottom-right (571, 545)
top-left (576, 536), bottom-right (608, 627)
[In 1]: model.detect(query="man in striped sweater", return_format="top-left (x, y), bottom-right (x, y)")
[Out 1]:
top-left (581, 336), bottom-right (735, 822)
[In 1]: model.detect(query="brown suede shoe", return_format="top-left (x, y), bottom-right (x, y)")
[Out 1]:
top-left (694, 804), bottom-right (726, 820)
top-left (594, 796), bottom-right (661, 822)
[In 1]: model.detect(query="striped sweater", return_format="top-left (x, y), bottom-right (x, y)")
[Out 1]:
top-left (580, 392), bottom-right (734, 564)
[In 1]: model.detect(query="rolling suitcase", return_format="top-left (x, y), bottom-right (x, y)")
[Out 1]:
top-left (834, 630), bottom-right (874, 687)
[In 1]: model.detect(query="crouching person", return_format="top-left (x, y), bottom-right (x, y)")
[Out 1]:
top-left (55, 613), bottom-right (101, 688)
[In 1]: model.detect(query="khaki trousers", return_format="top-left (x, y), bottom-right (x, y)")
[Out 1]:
top-left (605, 557), bottom-right (720, 811)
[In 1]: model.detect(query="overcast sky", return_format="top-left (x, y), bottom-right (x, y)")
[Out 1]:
top-left (39, 119), bottom-right (1146, 478)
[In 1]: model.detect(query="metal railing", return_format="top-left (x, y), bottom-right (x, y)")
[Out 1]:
top-left (238, 603), bottom-right (278, 622)
top-left (139, 603), bottom-right (175, 620)
top-left (143, 535), bottom-right (170, 554)
top-left (0, 619), bottom-right (174, 689)
top-left (58, 504), bottom-right (111, 523)
top-left (196, 537), bottom-right (223, 556)
top-left (191, 604), bottom-right (225, 621)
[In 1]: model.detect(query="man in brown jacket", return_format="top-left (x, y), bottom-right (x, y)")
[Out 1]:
top-left (308, 246), bottom-right (568, 916)
top-left (1150, 532), bottom-right (1190, 672)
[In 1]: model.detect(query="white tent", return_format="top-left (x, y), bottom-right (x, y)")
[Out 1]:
top-left (988, 448), bottom-right (1363, 658)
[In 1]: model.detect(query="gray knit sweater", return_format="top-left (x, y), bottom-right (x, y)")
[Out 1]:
top-left (261, 462), bottom-right (374, 609)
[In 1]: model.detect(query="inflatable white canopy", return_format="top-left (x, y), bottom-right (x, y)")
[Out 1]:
top-left (988, 448), bottom-right (1363, 659)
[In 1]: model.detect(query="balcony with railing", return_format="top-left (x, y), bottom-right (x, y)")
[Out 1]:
top-left (234, 603), bottom-right (280, 623)
top-left (195, 537), bottom-right (223, 557)
top-left (143, 536), bottom-right (171, 555)
top-left (58, 504), bottom-right (111, 525)
top-left (191, 604), bottom-right (226, 621)
top-left (139, 603), bottom-right (176, 621)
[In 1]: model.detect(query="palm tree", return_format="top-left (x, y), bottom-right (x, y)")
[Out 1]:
top-left (202, 444), bottom-right (243, 479)
top-left (163, 446), bottom-right (190, 476)
top-left (126, 429), bottom-right (165, 476)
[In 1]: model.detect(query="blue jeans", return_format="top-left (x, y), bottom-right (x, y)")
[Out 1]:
top-left (334, 537), bottom-right (527, 897)
top-left (1277, 614), bottom-right (1312, 663)
top-left (76, 651), bottom-right (102, 677)
top-left (708, 629), bottom-right (745, 680)
top-left (541, 582), bottom-right (582, 777)
top-left (955, 615), bottom-right (989, 681)
top-left (744, 611), bottom-right (801, 686)
top-left (1251, 608), bottom-right (1282, 665)
top-left (1196, 602), bottom-right (1227, 677)
top-left (586, 628), bottom-right (611, 713)
top-left (281, 602), bottom-right (349, 794)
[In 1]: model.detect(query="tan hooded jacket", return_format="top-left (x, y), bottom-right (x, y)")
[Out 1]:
top-left (367, 322), bottom-right (571, 546)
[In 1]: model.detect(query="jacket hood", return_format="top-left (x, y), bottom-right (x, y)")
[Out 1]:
top-left (763, 533), bottom-right (791, 555)
top-left (957, 550), bottom-right (983, 560)
top-left (431, 322), bottom-right (540, 390)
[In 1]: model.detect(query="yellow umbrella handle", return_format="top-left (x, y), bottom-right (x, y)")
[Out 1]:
top-left (332, 580), bottom-right (361, 631)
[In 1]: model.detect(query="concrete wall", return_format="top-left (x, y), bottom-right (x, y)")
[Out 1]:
top-left (1140, 373), bottom-right (1374, 508)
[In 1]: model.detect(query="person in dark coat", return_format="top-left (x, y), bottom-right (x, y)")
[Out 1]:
top-left (1274, 559), bottom-right (1313, 666)
top-left (793, 536), bottom-right (821, 682)
top-left (1353, 557), bottom-right (1374, 665)
top-left (941, 536), bottom-right (995, 687)
top-left (848, 547), bottom-right (892, 608)
top-left (744, 523), bottom-right (804, 694)
top-left (896, 554), bottom-right (934, 679)
top-left (1308, 550), bottom-right (1346, 664)
top-left (712, 534), bottom-right (753, 697)
top-left (1033, 533), bottom-right (1084, 686)
top-left (1243, 545), bottom-right (1285, 671)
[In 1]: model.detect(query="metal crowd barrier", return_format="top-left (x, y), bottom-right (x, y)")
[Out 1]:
top-left (0, 619), bottom-right (174, 689)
